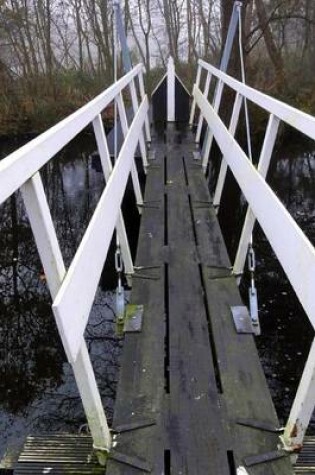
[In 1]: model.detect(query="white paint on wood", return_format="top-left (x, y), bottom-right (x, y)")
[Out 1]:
top-left (189, 64), bottom-right (201, 125)
top-left (167, 56), bottom-right (175, 122)
top-left (129, 78), bottom-right (148, 170)
top-left (195, 71), bottom-right (212, 144)
top-left (0, 64), bottom-right (143, 206)
top-left (139, 69), bottom-right (151, 142)
top-left (116, 93), bottom-right (144, 209)
top-left (20, 172), bottom-right (111, 452)
top-left (198, 59), bottom-right (315, 141)
top-left (283, 339), bottom-right (315, 450)
top-left (213, 93), bottom-right (243, 209)
top-left (201, 79), bottom-right (225, 171)
top-left (233, 114), bottom-right (280, 278)
top-left (194, 85), bottom-right (315, 333)
top-left (52, 97), bottom-right (149, 363)
top-left (92, 114), bottom-right (134, 277)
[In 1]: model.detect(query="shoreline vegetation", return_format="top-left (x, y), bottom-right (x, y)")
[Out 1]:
top-left (0, 0), bottom-right (314, 139)
top-left (0, 62), bottom-right (314, 142)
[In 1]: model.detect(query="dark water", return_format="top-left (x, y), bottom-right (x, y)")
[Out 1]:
top-left (0, 134), bottom-right (140, 461)
top-left (0, 133), bottom-right (315, 461)
top-left (212, 138), bottom-right (315, 430)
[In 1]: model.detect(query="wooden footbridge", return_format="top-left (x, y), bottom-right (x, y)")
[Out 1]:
top-left (2, 4), bottom-right (315, 474)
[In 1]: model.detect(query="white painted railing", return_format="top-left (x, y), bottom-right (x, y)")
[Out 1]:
top-left (191, 59), bottom-right (315, 454)
top-left (0, 63), bottom-right (150, 461)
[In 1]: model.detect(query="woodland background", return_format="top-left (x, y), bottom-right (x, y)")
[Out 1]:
top-left (0, 0), bottom-right (314, 135)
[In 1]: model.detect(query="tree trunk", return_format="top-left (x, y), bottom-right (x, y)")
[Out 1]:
top-left (254, 0), bottom-right (285, 85)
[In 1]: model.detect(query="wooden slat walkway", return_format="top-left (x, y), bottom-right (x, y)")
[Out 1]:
top-left (105, 124), bottom-right (294, 474)
top-left (14, 434), bottom-right (103, 474)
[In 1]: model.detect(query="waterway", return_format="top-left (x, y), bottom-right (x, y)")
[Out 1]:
top-left (0, 131), bottom-right (314, 461)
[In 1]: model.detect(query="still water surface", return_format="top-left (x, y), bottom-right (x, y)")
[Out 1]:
top-left (0, 133), bottom-right (314, 459)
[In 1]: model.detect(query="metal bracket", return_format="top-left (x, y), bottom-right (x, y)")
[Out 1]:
top-left (112, 418), bottom-right (156, 434)
top-left (244, 449), bottom-right (289, 467)
top-left (109, 419), bottom-right (156, 472)
top-left (138, 201), bottom-right (160, 210)
top-left (237, 419), bottom-right (284, 434)
top-left (133, 273), bottom-right (160, 281)
top-left (193, 200), bottom-right (212, 209)
top-left (193, 150), bottom-right (201, 161)
top-left (124, 304), bottom-right (144, 332)
top-left (109, 450), bottom-right (151, 472)
top-left (133, 265), bottom-right (161, 281)
top-left (207, 265), bottom-right (233, 280)
top-left (134, 265), bottom-right (161, 271)
top-left (231, 306), bottom-right (256, 334)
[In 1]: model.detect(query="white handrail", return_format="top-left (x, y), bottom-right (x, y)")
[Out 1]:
top-left (53, 97), bottom-right (149, 363)
top-left (198, 59), bottom-right (315, 141)
top-left (192, 60), bottom-right (315, 453)
top-left (194, 85), bottom-right (315, 330)
top-left (0, 64), bottom-right (143, 205)
top-left (0, 63), bottom-right (150, 459)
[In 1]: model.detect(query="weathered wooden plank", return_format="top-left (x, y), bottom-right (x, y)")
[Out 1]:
top-left (108, 123), bottom-right (294, 474)
top-left (185, 151), bottom-right (294, 474)
top-left (165, 125), bottom-right (230, 474)
top-left (106, 141), bottom-right (166, 474)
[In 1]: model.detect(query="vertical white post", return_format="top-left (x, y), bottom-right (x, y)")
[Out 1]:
top-left (20, 172), bottom-right (111, 458)
top-left (93, 114), bottom-right (134, 280)
top-left (213, 93), bottom-right (243, 209)
top-left (116, 93), bottom-right (144, 211)
top-left (139, 69), bottom-right (151, 143)
top-left (167, 56), bottom-right (175, 122)
top-left (129, 78), bottom-right (148, 171)
top-left (195, 71), bottom-right (212, 144)
top-left (282, 339), bottom-right (315, 453)
top-left (189, 63), bottom-right (202, 126)
top-left (201, 79), bottom-right (225, 172)
top-left (233, 114), bottom-right (280, 279)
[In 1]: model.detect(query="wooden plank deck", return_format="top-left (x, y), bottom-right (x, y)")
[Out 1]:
top-left (12, 124), bottom-right (298, 475)
top-left (105, 124), bottom-right (294, 474)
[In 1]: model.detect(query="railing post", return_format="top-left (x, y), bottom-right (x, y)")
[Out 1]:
top-left (233, 114), bottom-right (280, 279)
top-left (116, 93), bottom-right (144, 212)
top-left (189, 63), bottom-right (202, 126)
top-left (195, 71), bottom-right (212, 144)
top-left (167, 56), bottom-right (175, 122)
top-left (201, 80), bottom-right (225, 172)
top-left (93, 114), bottom-right (134, 282)
top-left (139, 69), bottom-right (151, 143)
top-left (213, 92), bottom-right (243, 209)
top-left (281, 339), bottom-right (315, 455)
top-left (129, 78), bottom-right (149, 172)
top-left (20, 172), bottom-right (111, 461)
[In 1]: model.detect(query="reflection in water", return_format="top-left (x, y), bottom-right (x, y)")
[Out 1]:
top-left (0, 135), bottom-right (139, 459)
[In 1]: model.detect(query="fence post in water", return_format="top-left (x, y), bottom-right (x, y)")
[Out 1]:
top-left (20, 173), bottom-right (111, 461)
top-left (282, 339), bottom-right (315, 455)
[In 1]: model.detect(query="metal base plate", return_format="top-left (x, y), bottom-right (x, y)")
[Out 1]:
top-left (231, 306), bottom-right (256, 334)
top-left (124, 304), bottom-right (144, 333)
top-left (193, 150), bottom-right (201, 161)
